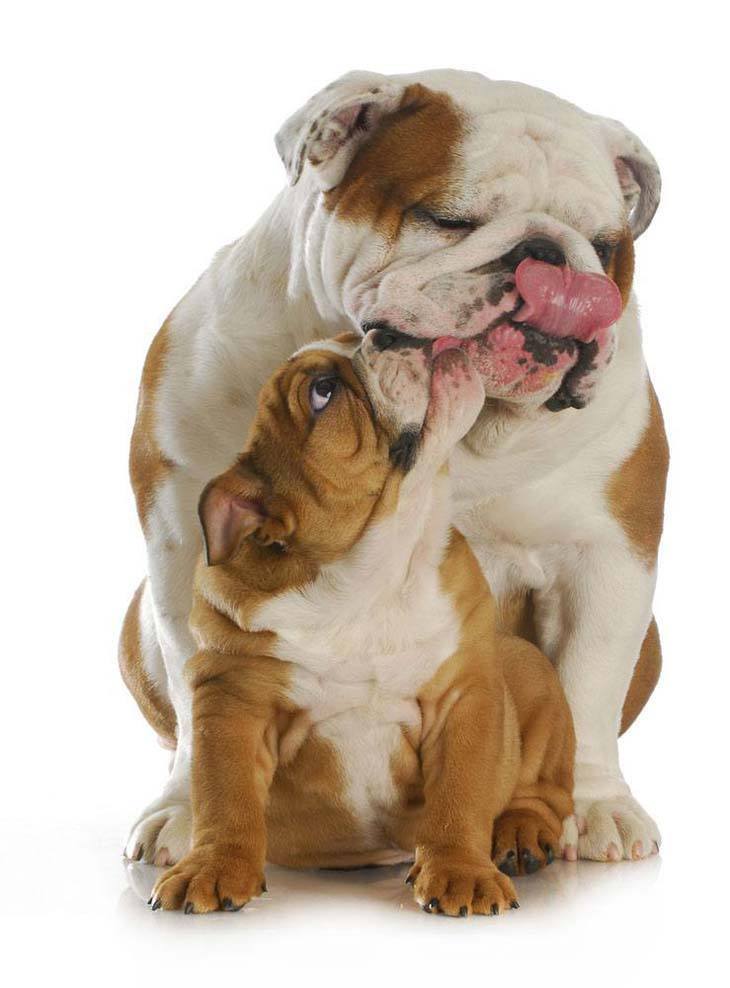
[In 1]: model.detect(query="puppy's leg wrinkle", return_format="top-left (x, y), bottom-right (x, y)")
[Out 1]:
top-left (407, 674), bottom-right (520, 917)
top-left (493, 635), bottom-right (575, 876)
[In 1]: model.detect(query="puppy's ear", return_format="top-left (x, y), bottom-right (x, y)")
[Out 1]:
top-left (198, 479), bottom-right (266, 566)
top-left (275, 71), bottom-right (404, 189)
top-left (198, 465), bottom-right (297, 566)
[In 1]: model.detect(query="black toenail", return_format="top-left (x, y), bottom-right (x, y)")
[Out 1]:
top-left (506, 850), bottom-right (516, 858)
top-left (459, 905), bottom-right (468, 917)
top-left (221, 898), bottom-right (234, 911)
top-left (424, 897), bottom-right (439, 913)
top-left (499, 857), bottom-right (518, 877)
top-left (545, 845), bottom-right (554, 865)
top-left (510, 900), bottom-right (520, 910)
top-left (490, 903), bottom-right (499, 916)
top-left (150, 898), bottom-right (162, 911)
top-left (184, 902), bottom-right (194, 914)
top-left (405, 874), bottom-right (415, 885)
top-left (261, 881), bottom-right (268, 893)
top-left (521, 850), bottom-right (540, 875)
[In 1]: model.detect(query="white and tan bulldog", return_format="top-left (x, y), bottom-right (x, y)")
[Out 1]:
top-left (148, 333), bottom-right (574, 915)
top-left (121, 69), bottom-right (667, 866)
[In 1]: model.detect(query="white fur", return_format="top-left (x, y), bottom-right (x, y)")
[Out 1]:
top-left (250, 473), bottom-right (458, 844)
top-left (128, 70), bottom-right (662, 864)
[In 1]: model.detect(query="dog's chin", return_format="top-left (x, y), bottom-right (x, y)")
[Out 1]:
top-left (432, 320), bottom-right (602, 411)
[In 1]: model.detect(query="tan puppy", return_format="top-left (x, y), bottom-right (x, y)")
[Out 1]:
top-left (148, 332), bottom-right (574, 917)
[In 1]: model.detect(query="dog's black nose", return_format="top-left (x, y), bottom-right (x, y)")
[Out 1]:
top-left (504, 237), bottom-right (565, 269)
top-left (363, 323), bottom-right (415, 352)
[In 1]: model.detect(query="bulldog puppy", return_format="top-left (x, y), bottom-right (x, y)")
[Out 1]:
top-left (148, 334), bottom-right (574, 916)
top-left (122, 70), bottom-right (666, 867)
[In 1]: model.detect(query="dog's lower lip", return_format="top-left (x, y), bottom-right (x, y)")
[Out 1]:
top-left (427, 319), bottom-right (566, 354)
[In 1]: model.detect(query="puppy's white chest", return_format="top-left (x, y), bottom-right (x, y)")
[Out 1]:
top-left (253, 557), bottom-right (460, 837)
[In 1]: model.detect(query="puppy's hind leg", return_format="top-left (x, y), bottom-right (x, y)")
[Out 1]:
top-left (492, 636), bottom-right (575, 877)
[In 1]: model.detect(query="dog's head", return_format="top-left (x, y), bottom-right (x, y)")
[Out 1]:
top-left (277, 70), bottom-right (659, 412)
top-left (198, 333), bottom-right (483, 568)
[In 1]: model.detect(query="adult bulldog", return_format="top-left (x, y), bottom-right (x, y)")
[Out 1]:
top-left (121, 69), bottom-right (667, 865)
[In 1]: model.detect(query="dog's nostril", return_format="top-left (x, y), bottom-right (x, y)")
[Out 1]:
top-left (376, 329), bottom-right (399, 350)
top-left (505, 237), bottom-right (565, 269)
top-left (364, 323), bottom-right (407, 351)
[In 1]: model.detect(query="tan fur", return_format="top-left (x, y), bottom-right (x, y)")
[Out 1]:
top-left (151, 347), bottom-right (574, 916)
top-left (607, 382), bottom-right (669, 565)
top-left (607, 232), bottom-right (635, 307)
top-left (118, 581), bottom-right (176, 745)
top-left (620, 617), bottom-right (662, 734)
top-left (267, 731), bottom-right (369, 869)
top-left (324, 84), bottom-right (464, 236)
top-left (129, 319), bottom-right (176, 532)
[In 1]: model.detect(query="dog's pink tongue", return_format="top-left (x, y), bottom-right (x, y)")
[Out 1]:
top-left (514, 258), bottom-right (622, 342)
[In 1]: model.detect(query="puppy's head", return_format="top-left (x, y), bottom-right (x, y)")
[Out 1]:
top-left (199, 336), bottom-right (398, 569)
top-left (199, 333), bottom-right (483, 570)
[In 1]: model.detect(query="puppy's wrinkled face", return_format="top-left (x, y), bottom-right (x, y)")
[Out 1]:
top-left (198, 338), bottom-right (391, 567)
top-left (198, 334), bottom-right (484, 570)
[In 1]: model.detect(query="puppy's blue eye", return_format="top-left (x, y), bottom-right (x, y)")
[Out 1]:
top-left (310, 376), bottom-right (337, 413)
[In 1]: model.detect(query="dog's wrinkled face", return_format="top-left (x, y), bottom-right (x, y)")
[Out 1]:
top-left (198, 335), bottom-right (482, 568)
top-left (278, 70), bottom-right (659, 411)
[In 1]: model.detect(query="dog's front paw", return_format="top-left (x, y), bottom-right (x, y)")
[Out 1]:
top-left (562, 787), bottom-right (660, 862)
top-left (406, 847), bottom-right (518, 917)
top-left (124, 796), bottom-right (192, 866)
top-left (150, 846), bottom-right (267, 913)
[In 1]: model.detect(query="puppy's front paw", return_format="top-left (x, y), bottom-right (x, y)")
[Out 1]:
top-left (150, 846), bottom-right (266, 914)
top-left (406, 847), bottom-right (518, 917)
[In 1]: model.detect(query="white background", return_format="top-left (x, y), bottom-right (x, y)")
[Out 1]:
top-left (2, 1), bottom-right (727, 984)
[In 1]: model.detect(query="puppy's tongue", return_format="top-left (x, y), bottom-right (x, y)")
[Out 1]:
top-left (514, 258), bottom-right (622, 342)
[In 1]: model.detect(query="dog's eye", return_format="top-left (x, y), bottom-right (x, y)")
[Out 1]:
top-left (414, 207), bottom-right (476, 232)
top-left (310, 376), bottom-right (338, 413)
top-left (592, 240), bottom-right (615, 269)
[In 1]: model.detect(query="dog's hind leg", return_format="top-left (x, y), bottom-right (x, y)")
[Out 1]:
top-left (492, 635), bottom-right (575, 876)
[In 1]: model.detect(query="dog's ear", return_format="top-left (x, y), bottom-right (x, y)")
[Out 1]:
top-left (197, 466), bottom-right (296, 566)
top-left (596, 116), bottom-right (661, 239)
top-left (275, 71), bottom-right (405, 190)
